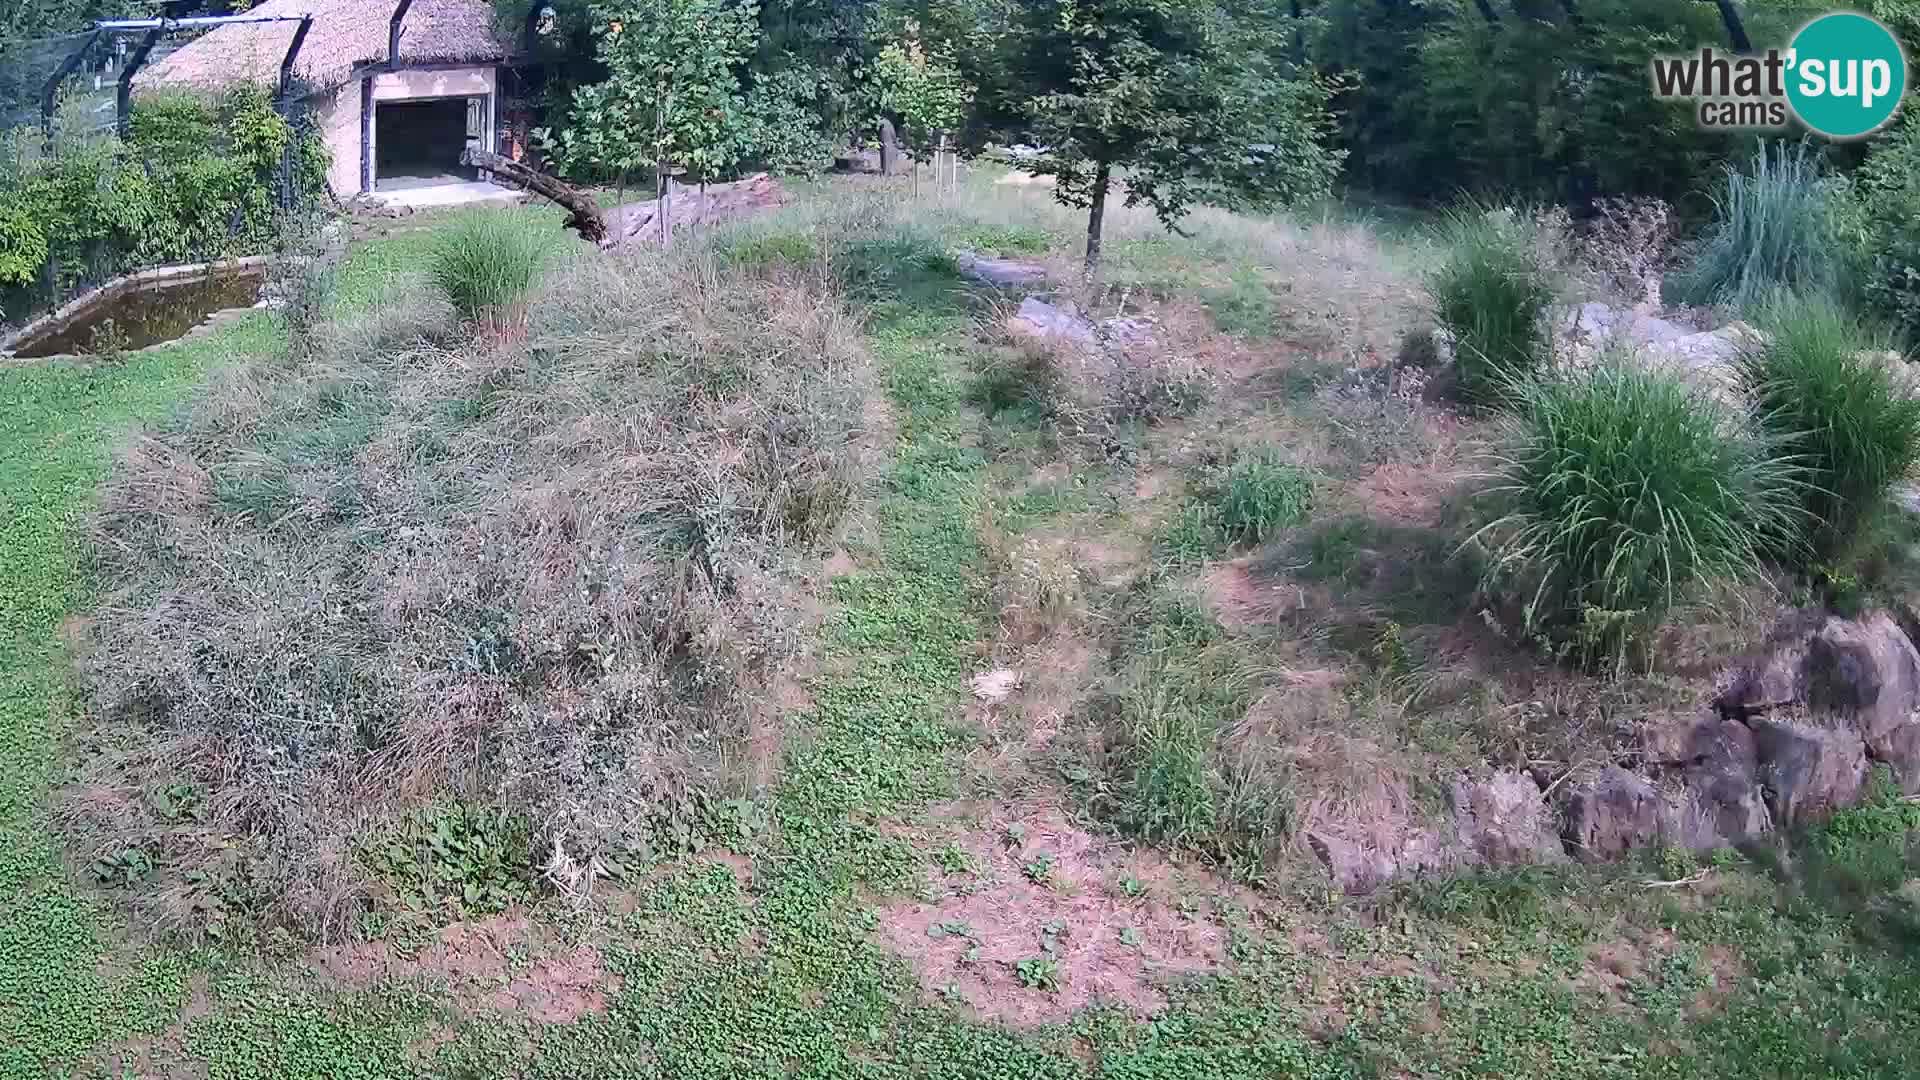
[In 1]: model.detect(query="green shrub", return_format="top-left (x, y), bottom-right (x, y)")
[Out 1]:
top-left (0, 193), bottom-right (47, 287)
top-left (720, 229), bottom-right (816, 270)
top-left (1846, 110), bottom-right (1920, 343)
top-left (1427, 204), bottom-right (1557, 405)
top-left (1156, 502), bottom-right (1228, 566)
top-left (1740, 293), bottom-right (1920, 569)
top-left (1473, 360), bottom-right (1801, 668)
top-left (365, 804), bottom-right (536, 915)
top-left (427, 213), bottom-right (558, 333)
top-left (1218, 448), bottom-right (1314, 543)
top-left (1664, 142), bottom-right (1841, 312)
top-left (1810, 765), bottom-right (1920, 895)
top-left (954, 223), bottom-right (1051, 256)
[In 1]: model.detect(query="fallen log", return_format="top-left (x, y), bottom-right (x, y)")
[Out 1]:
top-left (602, 174), bottom-right (787, 246)
top-left (460, 147), bottom-right (607, 246)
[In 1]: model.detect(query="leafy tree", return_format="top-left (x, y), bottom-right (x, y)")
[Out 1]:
top-left (858, 32), bottom-right (973, 152)
top-left (739, 62), bottom-right (836, 172)
top-left (545, 0), bottom-right (760, 224)
top-left (1005, 0), bottom-right (1341, 274)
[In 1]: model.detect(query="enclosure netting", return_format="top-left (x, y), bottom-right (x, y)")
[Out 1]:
top-left (1, 25), bottom-right (323, 327)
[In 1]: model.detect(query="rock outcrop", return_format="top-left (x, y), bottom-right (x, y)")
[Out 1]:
top-left (1563, 766), bottom-right (1660, 862)
top-left (1451, 770), bottom-right (1569, 866)
top-left (1309, 607), bottom-right (1920, 892)
top-left (1717, 609), bottom-right (1920, 793)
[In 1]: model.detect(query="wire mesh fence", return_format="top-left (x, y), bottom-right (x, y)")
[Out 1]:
top-left (1, 22), bottom-right (327, 328)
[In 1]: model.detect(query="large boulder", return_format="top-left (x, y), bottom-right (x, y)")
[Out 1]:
top-left (960, 253), bottom-right (1050, 289)
top-left (1718, 609), bottom-right (1920, 793)
top-left (1667, 717), bottom-right (1774, 848)
top-left (1750, 718), bottom-right (1868, 827)
top-left (1305, 831), bottom-right (1401, 894)
top-left (1563, 766), bottom-right (1660, 862)
top-left (1450, 770), bottom-right (1569, 866)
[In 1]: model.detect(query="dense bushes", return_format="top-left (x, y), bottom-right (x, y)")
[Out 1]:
top-left (1473, 359), bottom-right (1802, 668)
top-left (1846, 110), bottom-right (1920, 342)
top-left (0, 87), bottom-right (325, 319)
top-left (1470, 291), bottom-right (1920, 666)
top-left (1427, 206), bottom-right (1556, 405)
top-left (1318, 0), bottom-right (1775, 206)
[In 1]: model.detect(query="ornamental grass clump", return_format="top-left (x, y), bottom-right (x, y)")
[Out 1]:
top-left (1472, 358), bottom-right (1802, 668)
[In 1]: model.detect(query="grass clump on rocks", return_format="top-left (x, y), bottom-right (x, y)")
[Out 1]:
top-left (1471, 359), bottom-right (1801, 669)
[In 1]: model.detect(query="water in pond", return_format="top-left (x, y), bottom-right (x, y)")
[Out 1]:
top-left (9, 270), bottom-right (264, 359)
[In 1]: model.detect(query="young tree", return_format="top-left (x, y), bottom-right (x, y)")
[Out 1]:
top-left (1005, 0), bottom-right (1342, 275)
top-left (858, 31), bottom-right (972, 170)
top-left (544, 0), bottom-right (759, 242)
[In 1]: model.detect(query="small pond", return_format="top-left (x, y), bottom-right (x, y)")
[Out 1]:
top-left (7, 268), bottom-right (265, 359)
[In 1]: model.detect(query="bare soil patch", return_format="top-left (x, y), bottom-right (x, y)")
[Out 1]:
top-left (873, 800), bottom-right (1231, 1026)
top-left (313, 913), bottom-right (619, 1025)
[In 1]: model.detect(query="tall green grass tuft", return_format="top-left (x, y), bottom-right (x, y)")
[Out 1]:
top-left (1473, 359), bottom-right (1801, 669)
top-left (1219, 448), bottom-right (1315, 542)
top-left (427, 212), bottom-right (558, 335)
top-left (1664, 141), bottom-right (1839, 311)
top-left (1740, 293), bottom-right (1920, 570)
top-left (1427, 204), bottom-right (1557, 406)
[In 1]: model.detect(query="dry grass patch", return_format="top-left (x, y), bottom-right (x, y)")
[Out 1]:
top-left (63, 250), bottom-right (878, 938)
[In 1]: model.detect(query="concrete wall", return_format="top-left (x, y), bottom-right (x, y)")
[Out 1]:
top-left (314, 80), bottom-right (362, 201)
top-left (313, 66), bottom-right (499, 198)
top-left (370, 67), bottom-right (496, 102)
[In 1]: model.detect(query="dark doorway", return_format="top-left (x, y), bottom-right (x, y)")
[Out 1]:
top-left (373, 98), bottom-right (476, 190)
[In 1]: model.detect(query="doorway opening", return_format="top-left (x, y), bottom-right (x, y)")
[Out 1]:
top-left (373, 97), bottom-right (482, 191)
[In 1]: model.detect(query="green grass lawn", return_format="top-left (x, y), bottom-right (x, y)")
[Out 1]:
top-left (1, 200), bottom-right (1918, 1079)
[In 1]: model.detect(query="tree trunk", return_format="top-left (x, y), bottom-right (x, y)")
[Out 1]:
top-left (878, 116), bottom-right (900, 176)
top-left (460, 147), bottom-right (606, 244)
top-left (1713, 0), bottom-right (1752, 51)
top-left (658, 166), bottom-right (673, 250)
top-left (1083, 160), bottom-right (1111, 280)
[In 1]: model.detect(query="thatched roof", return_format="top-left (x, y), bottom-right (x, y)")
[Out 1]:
top-left (138, 0), bottom-right (509, 94)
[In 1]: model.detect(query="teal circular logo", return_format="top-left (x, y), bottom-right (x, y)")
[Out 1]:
top-left (1786, 13), bottom-right (1907, 139)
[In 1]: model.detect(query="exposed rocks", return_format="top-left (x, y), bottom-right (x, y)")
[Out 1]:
top-left (957, 252), bottom-right (1049, 288)
top-left (1718, 609), bottom-right (1920, 793)
top-left (1006, 297), bottom-right (1154, 347)
top-left (1564, 766), bottom-right (1660, 862)
top-left (1306, 831), bottom-right (1401, 895)
top-left (1552, 301), bottom-right (1760, 407)
top-left (1309, 607), bottom-right (1920, 892)
top-left (1451, 770), bottom-right (1569, 866)
top-left (1749, 718), bottom-right (1868, 827)
top-left (1308, 770), bottom-right (1563, 891)
top-left (1669, 718), bottom-right (1774, 849)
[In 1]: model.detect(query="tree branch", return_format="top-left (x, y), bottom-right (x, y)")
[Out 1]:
top-left (460, 147), bottom-right (608, 246)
